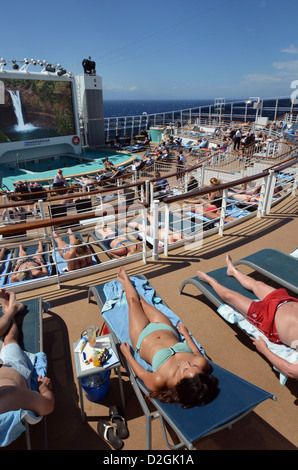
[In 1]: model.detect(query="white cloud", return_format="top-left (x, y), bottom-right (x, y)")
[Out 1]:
top-left (273, 60), bottom-right (298, 72)
top-left (281, 45), bottom-right (298, 54)
top-left (243, 73), bottom-right (281, 82)
top-left (104, 84), bottom-right (138, 92)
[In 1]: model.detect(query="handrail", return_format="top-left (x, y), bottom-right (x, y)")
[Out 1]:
top-left (0, 180), bottom-right (146, 209)
top-left (163, 155), bottom-right (298, 205)
top-left (163, 172), bottom-right (269, 204)
top-left (0, 202), bottom-right (149, 236)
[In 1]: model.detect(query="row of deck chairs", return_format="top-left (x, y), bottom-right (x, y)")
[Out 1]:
top-left (0, 233), bottom-right (99, 288)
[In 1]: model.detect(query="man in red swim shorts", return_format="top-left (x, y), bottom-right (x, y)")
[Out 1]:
top-left (197, 254), bottom-right (298, 380)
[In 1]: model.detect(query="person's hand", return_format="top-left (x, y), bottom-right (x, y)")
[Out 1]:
top-left (37, 375), bottom-right (52, 392)
top-left (0, 289), bottom-right (23, 316)
top-left (251, 336), bottom-right (268, 354)
top-left (120, 342), bottom-right (131, 358)
top-left (177, 322), bottom-right (188, 336)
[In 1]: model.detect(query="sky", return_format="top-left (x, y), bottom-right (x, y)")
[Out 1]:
top-left (2, 0), bottom-right (298, 101)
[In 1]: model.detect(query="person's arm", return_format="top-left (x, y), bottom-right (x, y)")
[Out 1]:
top-left (176, 323), bottom-right (204, 356)
top-left (252, 337), bottom-right (298, 379)
top-left (4, 376), bottom-right (54, 416)
top-left (120, 342), bottom-right (164, 391)
top-left (177, 323), bottom-right (210, 372)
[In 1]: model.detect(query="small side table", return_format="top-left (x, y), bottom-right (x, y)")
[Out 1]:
top-left (73, 334), bottom-right (125, 420)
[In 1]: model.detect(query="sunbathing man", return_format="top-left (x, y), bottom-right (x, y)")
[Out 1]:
top-left (53, 228), bottom-right (93, 271)
top-left (197, 254), bottom-right (298, 379)
top-left (94, 226), bottom-right (141, 258)
top-left (128, 213), bottom-right (186, 244)
top-left (0, 289), bottom-right (54, 416)
top-left (10, 241), bottom-right (48, 283)
top-left (118, 267), bottom-right (218, 408)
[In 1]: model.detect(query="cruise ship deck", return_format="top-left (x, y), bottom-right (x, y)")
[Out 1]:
top-left (2, 193), bottom-right (297, 452)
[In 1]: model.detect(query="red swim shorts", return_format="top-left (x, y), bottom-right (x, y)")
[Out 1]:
top-left (247, 288), bottom-right (298, 344)
top-left (205, 205), bottom-right (218, 213)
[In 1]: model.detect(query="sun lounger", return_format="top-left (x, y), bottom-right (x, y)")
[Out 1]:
top-left (0, 297), bottom-right (48, 449)
top-left (234, 248), bottom-right (298, 294)
top-left (87, 275), bottom-right (275, 450)
top-left (178, 266), bottom-right (298, 385)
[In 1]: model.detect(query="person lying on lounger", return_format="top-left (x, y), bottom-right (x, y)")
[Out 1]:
top-left (117, 267), bottom-right (219, 408)
top-left (10, 242), bottom-right (48, 283)
top-left (94, 226), bottom-right (141, 258)
top-left (53, 228), bottom-right (93, 271)
top-left (228, 181), bottom-right (283, 204)
top-left (0, 289), bottom-right (54, 416)
top-left (128, 213), bottom-right (187, 244)
top-left (197, 254), bottom-right (298, 380)
top-left (184, 177), bottom-right (236, 223)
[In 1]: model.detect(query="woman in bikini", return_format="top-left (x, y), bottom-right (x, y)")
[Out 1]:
top-left (128, 213), bottom-right (186, 245)
top-left (53, 228), bottom-right (93, 271)
top-left (94, 226), bottom-right (140, 258)
top-left (118, 267), bottom-right (218, 408)
top-left (10, 241), bottom-right (48, 283)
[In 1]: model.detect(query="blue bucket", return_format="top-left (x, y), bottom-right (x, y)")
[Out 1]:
top-left (81, 370), bottom-right (111, 403)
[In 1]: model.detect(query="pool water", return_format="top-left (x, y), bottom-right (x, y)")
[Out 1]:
top-left (1, 149), bottom-right (138, 190)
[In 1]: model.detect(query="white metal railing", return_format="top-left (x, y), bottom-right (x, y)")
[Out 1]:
top-left (104, 96), bottom-right (298, 143)
top-left (0, 157), bottom-right (297, 290)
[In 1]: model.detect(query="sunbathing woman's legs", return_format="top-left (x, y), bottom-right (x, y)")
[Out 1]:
top-left (117, 267), bottom-right (173, 348)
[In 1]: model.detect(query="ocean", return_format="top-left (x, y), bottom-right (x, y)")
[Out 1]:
top-left (103, 99), bottom-right (214, 118)
top-left (103, 97), bottom-right (294, 121)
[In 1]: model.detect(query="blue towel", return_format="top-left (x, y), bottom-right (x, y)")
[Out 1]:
top-left (102, 277), bottom-right (205, 371)
top-left (0, 351), bottom-right (47, 447)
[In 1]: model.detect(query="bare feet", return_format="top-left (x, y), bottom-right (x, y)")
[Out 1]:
top-left (226, 254), bottom-right (237, 276)
top-left (117, 267), bottom-right (130, 290)
top-left (196, 271), bottom-right (213, 284)
top-left (0, 289), bottom-right (24, 317)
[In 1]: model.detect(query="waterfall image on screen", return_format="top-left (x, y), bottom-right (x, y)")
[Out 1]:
top-left (0, 78), bottom-right (76, 143)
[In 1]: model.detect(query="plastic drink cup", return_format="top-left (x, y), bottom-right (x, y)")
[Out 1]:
top-left (86, 325), bottom-right (97, 347)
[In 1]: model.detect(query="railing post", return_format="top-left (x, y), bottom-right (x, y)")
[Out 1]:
top-left (141, 205), bottom-right (147, 264)
top-left (292, 167), bottom-right (298, 195)
top-left (218, 189), bottom-right (227, 236)
top-left (38, 200), bottom-right (48, 238)
top-left (152, 200), bottom-right (159, 260)
top-left (164, 203), bottom-right (170, 257)
top-left (263, 170), bottom-right (277, 215)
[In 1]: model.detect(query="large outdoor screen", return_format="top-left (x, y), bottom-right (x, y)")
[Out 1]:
top-left (0, 77), bottom-right (76, 143)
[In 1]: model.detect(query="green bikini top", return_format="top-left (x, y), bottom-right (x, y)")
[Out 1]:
top-left (152, 343), bottom-right (193, 372)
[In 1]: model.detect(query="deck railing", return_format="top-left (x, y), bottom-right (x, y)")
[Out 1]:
top-left (104, 97), bottom-right (298, 143)
top-left (0, 155), bottom-right (297, 291)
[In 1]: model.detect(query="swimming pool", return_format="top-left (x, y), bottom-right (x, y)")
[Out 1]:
top-left (1, 149), bottom-right (138, 190)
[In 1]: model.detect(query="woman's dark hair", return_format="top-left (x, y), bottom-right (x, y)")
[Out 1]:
top-left (149, 372), bottom-right (219, 408)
